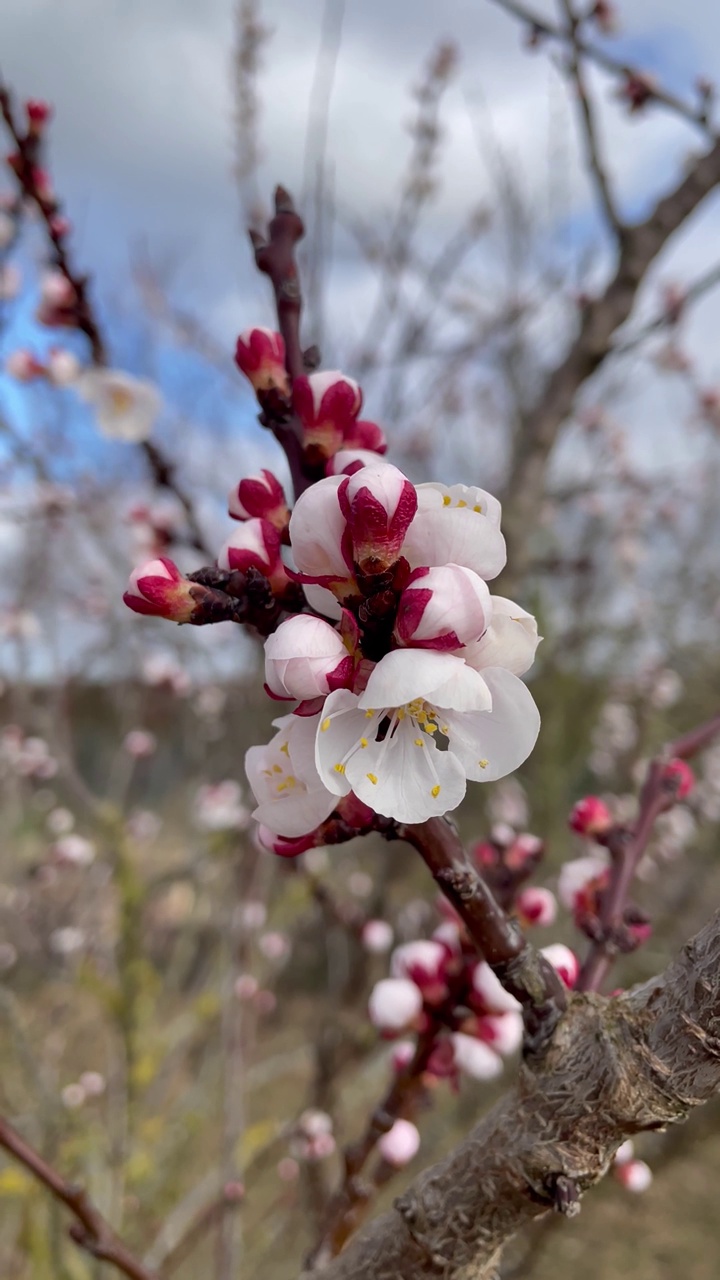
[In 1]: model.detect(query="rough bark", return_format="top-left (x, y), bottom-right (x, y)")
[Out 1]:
top-left (300, 907), bottom-right (720, 1279)
top-left (500, 137), bottom-right (720, 587)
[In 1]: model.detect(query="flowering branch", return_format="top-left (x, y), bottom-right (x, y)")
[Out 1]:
top-left (0, 76), bottom-right (211, 556)
top-left (0, 1116), bottom-right (157, 1280)
top-left (297, 905), bottom-right (720, 1280)
top-left (396, 818), bottom-right (567, 1048)
top-left (578, 710), bottom-right (720, 992)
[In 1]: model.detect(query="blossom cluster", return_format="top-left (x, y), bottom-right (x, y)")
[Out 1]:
top-left (125, 328), bottom-right (543, 841)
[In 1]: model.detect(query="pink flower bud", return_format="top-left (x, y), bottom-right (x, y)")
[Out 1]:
top-left (390, 940), bottom-right (448, 999)
top-left (471, 961), bottom-right (521, 1014)
top-left (368, 977), bottom-right (422, 1031)
top-left (293, 371), bottom-right (362, 459)
top-left (326, 448), bottom-right (386, 476)
top-left (451, 1032), bottom-right (503, 1080)
top-left (26, 99), bottom-right (53, 126)
top-left (338, 462), bottom-right (418, 572)
top-left (256, 825), bottom-right (319, 857)
top-left (343, 418), bottom-right (387, 454)
top-left (228, 469), bottom-right (289, 531)
top-left (616, 1159), bottom-right (653, 1193)
top-left (40, 270), bottom-right (75, 309)
top-left (558, 855), bottom-right (608, 911)
top-left (663, 757), bottom-right (694, 799)
top-left (123, 729), bottom-right (157, 758)
top-left (46, 348), bottom-right (81, 386)
top-left (391, 1040), bottom-right (416, 1072)
top-left (218, 518), bottom-right (290, 594)
top-left (569, 795), bottom-right (613, 836)
top-left (516, 886), bottom-right (557, 927)
top-left (123, 557), bottom-right (197, 622)
top-left (477, 1011), bottom-right (524, 1057)
top-left (361, 919), bottom-right (394, 954)
top-left (234, 327), bottom-right (289, 396)
top-left (264, 615), bottom-right (353, 701)
top-left (5, 349), bottom-right (43, 382)
top-left (540, 944), bottom-right (579, 989)
top-left (377, 1119), bottom-right (420, 1167)
top-left (395, 564), bottom-right (491, 650)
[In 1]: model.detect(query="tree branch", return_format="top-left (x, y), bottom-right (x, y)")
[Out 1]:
top-left (500, 133), bottom-right (720, 584)
top-left (297, 905), bottom-right (720, 1279)
top-left (0, 1117), bottom-right (158, 1280)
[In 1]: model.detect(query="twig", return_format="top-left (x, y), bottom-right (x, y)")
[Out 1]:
top-left (578, 709), bottom-right (720, 992)
top-left (487, 0), bottom-right (716, 138)
top-left (0, 1117), bottom-right (158, 1280)
top-left (557, 0), bottom-right (623, 236)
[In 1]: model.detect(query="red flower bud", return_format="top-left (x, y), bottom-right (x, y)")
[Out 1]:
top-left (228, 469), bottom-right (289, 531)
top-left (662, 757), bottom-right (694, 799)
top-left (234, 327), bottom-right (289, 397)
top-left (293, 371), bottom-right (362, 459)
top-left (343, 417), bottom-right (387, 454)
top-left (26, 99), bottom-right (53, 126)
top-left (123, 557), bottom-right (197, 622)
top-left (569, 795), bottom-right (613, 837)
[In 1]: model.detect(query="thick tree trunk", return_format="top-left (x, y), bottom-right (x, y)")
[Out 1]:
top-left (301, 908), bottom-right (720, 1278)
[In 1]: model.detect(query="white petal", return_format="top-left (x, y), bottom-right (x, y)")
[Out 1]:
top-left (462, 597), bottom-right (541, 676)
top-left (359, 650), bottom-right (490, 713)
top-left (346, 717), bottom-right (466, 823)
top-left (419, 482), bottom-right (502, 527)
top-left (402, 486), bottom-right (506, 580)
top-left (443, 667), bottom-right (540, 782)
top-left (251, 787), bottom-right (337, 838)
top-left (288, 475), bottom-right (348, 578)
top-left (314, 689), bottom-right (367, 796)
top-left (303, 584), bottom-right (343, 620)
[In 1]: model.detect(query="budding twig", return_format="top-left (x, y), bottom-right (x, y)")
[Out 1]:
top-left (0, 76), bottom-right (211, 556)
top-left (578, 709), bottom-right (720, 992)
top-left (395, 818), bottom-right (567, 1050)
top-left (0, 1116), bottom-right (158, 1280)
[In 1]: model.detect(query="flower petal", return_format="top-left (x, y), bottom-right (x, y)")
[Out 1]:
top-left (443, 667), bottom-right (540, 781)
top-left (401, 485), bottom-right (507, 580)
top-left (462, 597), bottom-right (541, 676)
top-left (314, 689), bottom-right (370, 796)
top-left (358, 650), bottom-right (491, 713)
top-left (346, 717), bottom-right (467, 823)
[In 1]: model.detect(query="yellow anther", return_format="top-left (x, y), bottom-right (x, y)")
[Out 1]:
top-left (456, 499), bottom-right (467, 508)
top-left (431, 785), bottom-right (441, 798)
top-left (365, 708), bottom-right (375, 718)
top-left (425, 722), bottom-right (438, 734)
top-left (414, 738), bottom-right (424, 747)
top-left (321, 717), bottom-right (331, 732)
top-left (360, 737), bottom-right (368, 748)
top-left (279, 741), bottom-right (290, 755)
top-left (441, 725), bottom-right (449, 735)
top-left (333, 762), bottom-right (346, 774)
top-left (272, 764), bottom-right (282, 773)
top-left (442, 494), bottom-right (452, 506)
top-left (473, 504), bottom-right (483, 513)
top-left (366, 773), bottom-right (378, 784)
top-left (397, 708), bottom-right (406, 720)
top-left (478, 758), bottom-right (488, 769)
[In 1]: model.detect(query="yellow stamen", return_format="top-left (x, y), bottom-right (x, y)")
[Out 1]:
top-left (431, 785), bottom-right (441, 798)
top-left (321, 717), bottom-right (331, 732)
top-left (478, 758), bottom-right (488, 769)
top-left (360, 737), bottom-right (368, 748)
top-left (414, 738), bottom-right (424, 747)
top-left (473, 503), bottom-right (483, 513)
top-left (366, 773), bottom-right (378, 784)
top-left (272, 764), bottom-right (282, 773)
top-left (441, 725), bottom-right (449, 735)
top-left (279, 741), bottom-right (289, 755)
top-left (333, 763), bottom-right (345, 774)
top-left (442, 494), bottom-right (452, 506)
top-left (456, 499), bottom-right (467, 508)
top-left (425, 722), bottom-right (438, 734)
top-left (365, 708), bottom-right (375, 718)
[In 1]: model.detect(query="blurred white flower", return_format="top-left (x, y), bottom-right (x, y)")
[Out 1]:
top-left (76, 369), bottom-right (162, 442)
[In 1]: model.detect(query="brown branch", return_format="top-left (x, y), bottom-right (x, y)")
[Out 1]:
top-left (557, 0), bottom-right (623, 236)
top-left (0, 1117), bottom-right (158, 1280)
top-left (578, 709), bottom-right (720, 992)
top-left (297, 904), bottom-right (720, 1279)
top-left (396, 818), bottom-right (567, 1050)
top-left (487, 0), bottom-right (716, 137)
top-left (499, 132), bottom-right (720, 585)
